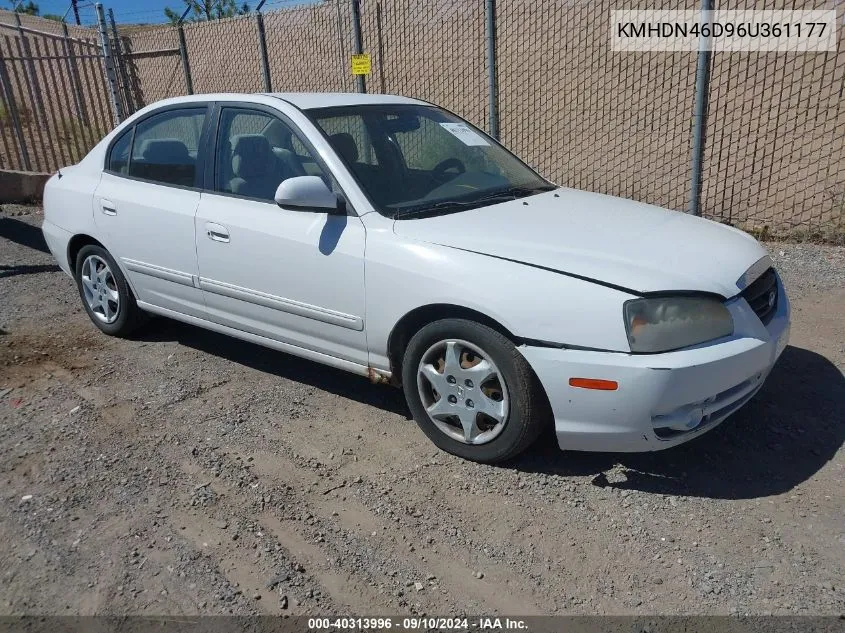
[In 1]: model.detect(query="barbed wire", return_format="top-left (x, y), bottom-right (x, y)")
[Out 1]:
top-left (108, 0), bottom-right (325, 25)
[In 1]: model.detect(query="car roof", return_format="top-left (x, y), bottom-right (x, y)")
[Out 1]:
top-left (140, 92), bottom-right (427, 111)
top-left (269, 92), bottom-right (426, 109)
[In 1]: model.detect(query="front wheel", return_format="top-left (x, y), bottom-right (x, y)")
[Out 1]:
top-left (401, 318), bottom-right (549, 463)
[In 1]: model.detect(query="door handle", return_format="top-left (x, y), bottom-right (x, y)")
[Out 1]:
top-left (205, 222), bottom-right (230, 243)
top-left (101, 199), bottom-right (117, 216)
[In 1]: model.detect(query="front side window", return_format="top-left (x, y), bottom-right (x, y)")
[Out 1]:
top-left (214, 107), bottom-right (326, 202)
top-left (308, 104), bottom-right (553, 217)
top-left (128, 108), bottom-right (206, 187)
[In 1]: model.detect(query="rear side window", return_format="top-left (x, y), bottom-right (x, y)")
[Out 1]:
top-left (128, 108), bottom-right (206, 187)
top-left (107, 128), bottom-right (131, 174)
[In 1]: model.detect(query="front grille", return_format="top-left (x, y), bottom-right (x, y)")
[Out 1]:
top-left (740, 267), bottom-right (778, 325)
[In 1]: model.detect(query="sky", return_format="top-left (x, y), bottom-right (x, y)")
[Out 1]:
top-left (10, 0), bottom-right (319, 25)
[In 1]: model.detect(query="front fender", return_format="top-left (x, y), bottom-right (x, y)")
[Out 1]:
top-left (364, 226), bottom-right (635, 371)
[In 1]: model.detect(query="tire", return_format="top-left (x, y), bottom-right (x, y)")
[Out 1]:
top-left (401, 318), bottom-right (549, 463)
top-left (74, 244), bottom-right (146, 337)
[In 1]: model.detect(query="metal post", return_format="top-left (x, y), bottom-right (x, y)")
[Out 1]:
top-left (255, 5), bottom-right (272, 92)
top-left (375, 1), bottom-right (385, 94)
top-left (485, 0), bottom-right (499, 139)
top-left (689, 0), bottom-right (714, 216)
top-left (71, 0), bottom-right (82, 26)
top-left (350, 0), bottom-right (365, 93)
top-left (95, 2), bottom-right (124, 123)
top-left (61, 21), bottom-right (88, 125)
top-left (108, 8), bottom-right (134, 114)
top-left (0, 53), bottom-right (32, 171)
top-left (177, 6), bottom-right (194, 95)
top-left (335, 0), bottom-right (347, 77)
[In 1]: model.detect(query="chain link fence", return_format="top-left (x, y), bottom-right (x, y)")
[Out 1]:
top-left (262, 2), bottom-right (356, 93)
top-left (1, 2), bottom-right (843, 239)
top-left (0, 10), bottom-right (114, 172)
top-left (118, 26), bottom-right (183, 107)
top-left (499, 0), bottom-right (699, 214)
top-left (703, 0), bottom-right (845, 239)
top-left (359, 0), bottom-right (489, 130)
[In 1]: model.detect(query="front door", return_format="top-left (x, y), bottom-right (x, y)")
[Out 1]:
top-left (194, 106), bottom-right (368, 366)
top-left (93, 105), bottom-right (210, 317)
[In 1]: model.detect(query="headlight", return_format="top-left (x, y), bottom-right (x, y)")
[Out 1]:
top-left (624, 296), bottom-right (733, 353)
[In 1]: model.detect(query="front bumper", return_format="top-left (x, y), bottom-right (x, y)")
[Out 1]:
top-left (519, 275), bottom-right (791, 452)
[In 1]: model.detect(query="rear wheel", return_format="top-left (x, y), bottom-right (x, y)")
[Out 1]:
top-left (75, 244), bottom-right (145, 337)
top-left (401, 318), bottom-right (548, 463)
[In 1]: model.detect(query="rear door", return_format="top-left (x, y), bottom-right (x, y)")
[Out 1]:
top-left (94, 105), bottom-right (210, 317)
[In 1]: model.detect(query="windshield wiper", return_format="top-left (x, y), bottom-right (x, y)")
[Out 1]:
top-left (497, 184), bottom-right (557, 197)
top-left (395, 184), bottom-right (556, 219)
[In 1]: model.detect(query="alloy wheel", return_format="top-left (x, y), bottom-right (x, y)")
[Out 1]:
top-left (80, 254), bottom-right (120, 324)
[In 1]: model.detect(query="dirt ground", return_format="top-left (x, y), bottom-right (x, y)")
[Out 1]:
top-left (0, 207), bottom-right (843, 617)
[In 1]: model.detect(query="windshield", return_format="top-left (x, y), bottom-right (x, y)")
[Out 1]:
top-left (306, 104), bottom-right (554, 218)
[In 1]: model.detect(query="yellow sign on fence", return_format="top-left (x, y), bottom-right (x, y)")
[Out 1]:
top-left (351, 54), bottom-right (371, 76)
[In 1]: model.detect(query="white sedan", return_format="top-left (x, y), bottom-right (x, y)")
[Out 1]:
top-left (41, 92), bottom-right (790, 463)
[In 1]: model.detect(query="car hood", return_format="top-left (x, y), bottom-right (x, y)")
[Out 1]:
top-left (392, 187), bottom-right (768, 297)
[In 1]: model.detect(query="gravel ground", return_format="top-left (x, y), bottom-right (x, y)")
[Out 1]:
top-left (0, 206), bottom-right (843, 616)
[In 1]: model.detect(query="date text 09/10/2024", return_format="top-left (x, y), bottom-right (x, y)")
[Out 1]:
top-left (307, 616), bottom-right (529, 630)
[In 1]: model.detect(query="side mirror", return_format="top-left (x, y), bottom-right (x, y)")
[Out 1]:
top-left (274, 176), bottom-right (345, 214)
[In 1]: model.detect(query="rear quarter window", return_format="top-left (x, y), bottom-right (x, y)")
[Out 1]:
top-left (107, 128), bottom-right (132, 174)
